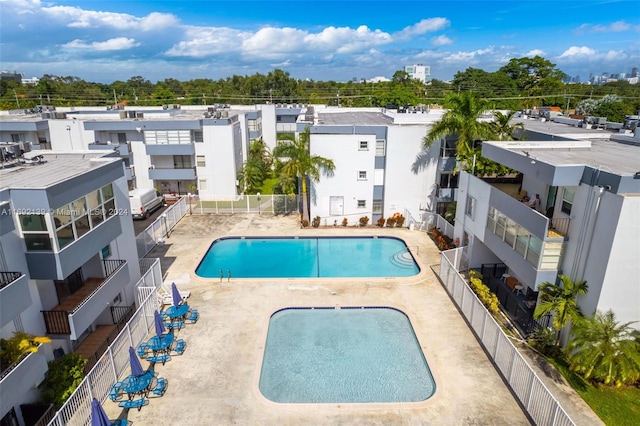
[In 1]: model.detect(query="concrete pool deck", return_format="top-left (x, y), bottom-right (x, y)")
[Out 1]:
top-left (105, 214), bottom-right (533, 425)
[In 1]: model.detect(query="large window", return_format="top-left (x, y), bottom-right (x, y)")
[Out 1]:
top-left (561, 188), bottom-right (574, 215)
top-left (375, 140), bottom-right (385, 156)
top-left (19, 214), bottom-right (52, 251)
top-left (372, 200), bottom-right (383, 214)
top-left (144, 130), bottom-right (192, 145)
top-left (193, 131), bottom-right (203, 143)
top-left (439, 173), bottom-right (459, 189)
top-left (173, 155), bottom-right (192, 169)
top-left (248, 118), bottom-right (262, 132)
top-left (465, 195), bottom-right (475, 219)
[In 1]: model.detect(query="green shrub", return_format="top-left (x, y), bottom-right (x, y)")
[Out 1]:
top-left (0, 332), bottom-right (51, 373)
top-left (358, 216), bottom-right (369, 227)
top-left (312, 216), bottom-right (321, 228)
top-left (468, 275), bottom-right (500, 313)
top-left (40, 353), bottom-right (87, 408)
top-left (341, 218), bottom-right (348, 227)
top-left (377, 217), bottom-right (386, 227)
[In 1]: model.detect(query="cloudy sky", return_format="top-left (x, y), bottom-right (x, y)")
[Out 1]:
top-left (1, 0), bottom-right (639, 83)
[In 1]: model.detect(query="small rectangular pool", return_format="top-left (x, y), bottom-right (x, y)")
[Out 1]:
top-left (195, 236), bottom-right (420, 278)
top-left (259, 307), bottom-right (436, 403)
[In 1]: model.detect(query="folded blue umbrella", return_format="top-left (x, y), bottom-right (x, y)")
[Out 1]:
top-left (154, 309), bottom-right (165, 337)
top-left (171, 282), bottom-right (181, 308)
top-left (90, 398), bottom-right (110, 426)
top-left (128, 346), bottom-right (144, 377)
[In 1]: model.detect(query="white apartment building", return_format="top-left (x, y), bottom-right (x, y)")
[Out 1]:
top-left (0, 150), bottom-right (142, 426)
top-left (304, 107), bottom-right (445, 224)
top-left (453, 119), bottom-right (640, 334)
top-left (404, 64), bottom-right (431, 84)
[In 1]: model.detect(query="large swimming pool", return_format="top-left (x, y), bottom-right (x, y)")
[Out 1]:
top-left (259, 307), bottom-right (436, 403)
top-left (195, 236), bottom-right (420, 278)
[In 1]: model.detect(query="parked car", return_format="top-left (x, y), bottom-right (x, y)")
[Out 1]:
top-left (129, 188), bottom-right (163, 219)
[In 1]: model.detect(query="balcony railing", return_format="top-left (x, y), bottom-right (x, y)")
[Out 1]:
top-left (82, 305), bottom-right (135, 375)
top-left (41, 259), bottom-right (126, 335)
top-left (0, 271), bottom-right (23, 289)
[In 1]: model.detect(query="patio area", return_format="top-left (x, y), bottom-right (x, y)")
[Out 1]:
top-left (100, 214), bottom-right (531, 425)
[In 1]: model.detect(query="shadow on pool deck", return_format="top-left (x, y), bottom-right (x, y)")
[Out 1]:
top-left (107, 214), bottom-right (533, 425)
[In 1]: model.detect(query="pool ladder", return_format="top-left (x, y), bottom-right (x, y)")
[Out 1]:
top-left (219, 269), bottom-right (231, 282)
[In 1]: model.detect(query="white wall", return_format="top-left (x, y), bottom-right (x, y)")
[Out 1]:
top-left (196, 123), bottom-right (241, 196)
top-left (48, 119), bottom-right (94, 150)
top-left (454, 172), bottom-right (491, 244)
top-left (130, 141), bottom-right (151, 189)
top-left (257, 104), bottom-right (277, 152)
top-left (311, 133), bottom-right (375, 221)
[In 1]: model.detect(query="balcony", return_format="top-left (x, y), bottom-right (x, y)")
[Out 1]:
top-left (41, 259), bottom-right (129, 339)
top-left (88, 142), bottom-right (131, 157)
top-left (0, 344), bottom-right (48, 417)
top-left (145, 143), bottom-right (195, 156)
top-left (148, 166), bottom-right (196, 181)
top-left (0, 272), bottom-right (31, 328)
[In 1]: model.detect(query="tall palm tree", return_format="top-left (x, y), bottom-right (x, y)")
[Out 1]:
top-left (423, 92), bottom-right (495, 165)
top-left (272, 127), bottom-right (335, 223)
top-left (237, 138), bottom-right (272, 194)
top-left (567, 310), bottom-right (640, 387)
top-left (491, 111), bottom-right (525, 140)
top-left (534, 274), bottom-right (589, 346)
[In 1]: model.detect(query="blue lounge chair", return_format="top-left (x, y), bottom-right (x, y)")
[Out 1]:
top-left (187, 309), bottom-right (199, 323)
top-left (174, 339), bottom-right (186, 355)
top-left (147, 354), bottom-right (170, 365)
top-left (136, 342), bottom-right (149, 357)
top-left (165, 320), bottom-right (185, 330)
top-left (118, 398), bottom-right (147, 411)
top-left (152, 377), bottom-right (168, 396)
top-left (109, 382), bottom-right (123, 402)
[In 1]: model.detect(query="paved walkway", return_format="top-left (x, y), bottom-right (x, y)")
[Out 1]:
top-left (105, 214), bottom-right (538, 425)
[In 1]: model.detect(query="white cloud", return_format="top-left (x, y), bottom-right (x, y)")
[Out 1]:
top-left (524, 49), bottom-right (545, 57)
top-left (431, 35), bottom-right (453, 46)
top-left (396, 18), bottom-right (450, 38)
top-left (441, 47), bottom-right (496, 63)
top-left (558, 46), bottom-right (596, 58)
top-left (243, 27), bottom-right (307, 58)
top-left (62, 37), bottom-right (141, 51)
top-left (574, 20), bottom-right (639, 34)
top-left (41, 5), bottom-right (178, 30)
top-left (165, 26), bottom-right (249, 57)
top-left (304, 25), bottom-right (391, 53)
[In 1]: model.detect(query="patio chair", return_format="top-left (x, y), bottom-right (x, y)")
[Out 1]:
top-left (161, 282), bottom-right (191, 300)
top-left (165, 320), bottom-right (185, 331)
top-left (109, 382), bottom-right (123, 402)
top-left (118, 398), bottom-right (147, 411)
top-left (111, 420), bottom-right (129, 426)
top-left (187, 309), bottom-right (199, 323)
top-left (136, 342), bottom-right (149, 358)
top-left (174, 339), bottom-right (186, 355)
top-left (147, 354), bottom-right (170, 365)
top-left (152, 377), bottom-right (168, 396)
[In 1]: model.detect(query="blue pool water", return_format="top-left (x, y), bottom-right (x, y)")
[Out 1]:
top-left (259, 307), bottom-right (436, 403)
top-left (195, 236), bottom-right (419, 278)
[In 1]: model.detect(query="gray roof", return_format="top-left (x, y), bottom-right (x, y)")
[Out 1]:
top-left (513, 117), bottom-right (612, 140)
top-left (318, 111), bottom-right (393, 126)
top-left (0, 152), bottom-right (119, 189)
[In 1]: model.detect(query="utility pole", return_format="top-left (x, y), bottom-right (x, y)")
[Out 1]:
top-left (202, 93), bottom-right (206, 105)
top-left (113, 89), bottom-right (117, 106)
top-left (14, 90), bottom-right (20, 108)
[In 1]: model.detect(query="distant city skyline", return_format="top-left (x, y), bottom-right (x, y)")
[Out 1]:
top-left (1, 0), bottom-right (639, 84)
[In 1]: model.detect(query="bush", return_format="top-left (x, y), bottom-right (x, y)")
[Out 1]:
top-left (377, 217), bottom-right (386, 227)
top-left (341, 218), bottom-right (348, 227)
top-left (427, 227), bottom-right (456, 250)
top-left (301, 219), bottom-right (309, 228)
top-left (0, 332), bottom-right (51, 373)
top-left (358, 216), bottom-right (369, 227)
top-left (386, 216), bottom-right (396, 227)
top-left (312, 216), bottom-right (321, 228)
top-left (468, 272), bottom-right (499, 313)
top-left (39, 353), bottom-right (87, 408)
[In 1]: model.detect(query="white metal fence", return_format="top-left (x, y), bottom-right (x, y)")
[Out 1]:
top-left (438, 248), bottom-right (575, 426)
top-left (46, 258), bottom-right (163, 426)
top-left (135, 197), bottom-right (188, 257)
top-left (189, 194), bottom-right (300, 215)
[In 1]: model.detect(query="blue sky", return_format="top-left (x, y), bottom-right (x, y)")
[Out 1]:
top-left (1, 0), bottom-right (639, 83)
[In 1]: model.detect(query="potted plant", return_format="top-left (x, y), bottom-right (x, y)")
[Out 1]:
top-left (312, 216), bottom-right (321, 228)
top-left (358, 216), bottom-right (369, 227)
top-left (377, 217), bottom-right (386, 227)
top-left (342, 218), bottom-right (348, 227)
top-left (386, 216), bottom-right (397, 227)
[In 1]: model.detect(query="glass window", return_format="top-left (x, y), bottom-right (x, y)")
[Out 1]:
top-left (358, 171), bottom-right (367, 180)
top-left (71, 197), bottom-right (87, 218)
top-left (102, 184), bottom-right (114, 202)
top-left (357, 200), bottom-right (366, 208)
top-left (74, 215), bottom-right (90, 238)
top-left (372, 200), bottom-right (383, 214)
top-left (194, 131), bottom-right (203, 143)
top-left (19, 214), bottom-right (47, 232)
top-left (375, 140), bottom-right (385, 156)
top-left (56, 225), bottom-right (74, 248)
top-left (87, 189), bottom-right (102, 209)
top-left (199, 179), bottom-right (207, 191)
top-left (465, 196), bottom-right (475, 219)
top-left (24, 234), bottom-right (52, 251)
top-left (196, 155), bottom-right (206, 167)
top-left (359, 141), bottom-right (368, 150)
top-left (104, 199), bottom-right (116, 218)
top-left (561, 188), bottom-right (574, 215)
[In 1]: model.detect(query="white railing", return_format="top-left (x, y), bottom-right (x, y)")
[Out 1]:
top-left (46, 259), bottom-right (162, 426)
top-left (135, 197), bottom-right (188, 257)
top-left (190, 194), bottom-right (300, 215)
top-left (437, 248), bottom-right (575, 426)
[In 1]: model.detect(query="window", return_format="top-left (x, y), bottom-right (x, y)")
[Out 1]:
top-left (372, 200), bottom-right (383, 214)
top-left (101, 245), bottom-right (111, 259)
top-left (19, 214), bottom-right (52, 251)
top-left (196, 155), bottom-right (206, 167)
top-left (173, 155), bottom-right (192, 169)
top-left (329, 196), bottom-right (344, 216)
top-left (359, 141), bottom-right (368, 150)
top-left (144, 130), bottom-right (191, 145)
top-left (375, 140), bottom-right (385, 156)
top-left (561, 188), bottom-right (574, 215)
top-left (465, 195), bottom-right (475, 219)
top-left (440, 139), bottom-right (457, 158)
top-left (199, 179), bottom-right (207, 191)
top-left (358, 171), bottom-right (367, 180)
top-left (248, 118), bottom-right (262, 132)
top-left (439, 173), bottom-right (459, 189)
top-left (194, 131), bottom-right (203, 143)
top-left (357, 200), bottom-right (366, 208)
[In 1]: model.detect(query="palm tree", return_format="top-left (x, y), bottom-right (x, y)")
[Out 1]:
top-left (237, 138), bottom-right (272, 194)
top-left (567, 310), bottom-right (640, 387)
top-left (272, 127), bottom-right (335, 223)
top-left (423, 92), bottom-right (495, 167)
top-left (534, 275), bottom-right (589, 346)
top-left (491, 110), bottom-right (525, 140)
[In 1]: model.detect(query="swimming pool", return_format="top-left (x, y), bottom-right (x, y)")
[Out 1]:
top-left (195, 236), bottom-right (419, 278)
top-left (259, 307), bottom-right (435, 403)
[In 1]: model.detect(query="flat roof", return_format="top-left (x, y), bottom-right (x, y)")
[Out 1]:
top-left (513, 117), bottom-right (614, 140)
top-left (318, 111), bottom-right (393, 126)
top-left (0, 152), bottom-right (120, 189)
top-left (485, 139), bottom-right (640, 176)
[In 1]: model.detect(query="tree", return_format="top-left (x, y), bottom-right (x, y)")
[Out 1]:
top-left (567, 310), bottom-right (640, 387)
top-left (491, 111), bottom-right (524, 140)
top-left (272, 127), bottom-right (335, 223)
top-left (422, 92), bottom-right (496, 173)
top-left (499, 56), bottom-right (567, 97)
top-left (237, 138), bottom-right (272, 194)
top-left (534, 274), bottom-right (588, 346)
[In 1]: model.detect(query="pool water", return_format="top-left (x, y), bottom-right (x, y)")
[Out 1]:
top-left (259, 307), bottom-right (435, 403)
top-left (195, 236), bottom-right (419, 278)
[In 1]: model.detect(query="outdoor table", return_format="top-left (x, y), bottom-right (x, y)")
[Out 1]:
top-left (147, 333), bottom-right (175, 356)
top-left (165, 304), bottom-right (190, 321)
top-left (121, 371), bottom-right (153, 400)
